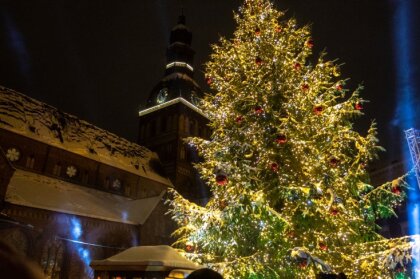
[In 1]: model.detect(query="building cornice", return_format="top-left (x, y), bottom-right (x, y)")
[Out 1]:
top-left (139, 97), bottom-right (207, 118)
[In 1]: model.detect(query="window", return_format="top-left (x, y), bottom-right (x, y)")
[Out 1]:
top-left (124, 184), bottom-right (131, 196)
top-left (179, 115), bottom-right (185, 132)
top-left (53, 163), bottom-right (61, 176)
top-left (82, 171), bottom-right (89, 184)
top-left (104, 177), bottom-right (110, 189)
top-left (40, 239), bottom-right (64, 279)
top-left (161, 116), bottom-right (167, 132)
top-left (184, 116), bottom-right (190, 134)
top-left (180, 146), bottom-right (186, 160)
top-left (25, 155), bottom-right (35, 169)
top-left (166, 115), bottom-right (172, 131)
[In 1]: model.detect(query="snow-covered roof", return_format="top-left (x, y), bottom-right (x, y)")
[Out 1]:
top-left (90, 245), bottom-right (202, 271)
top-left (5, 169), bottom-right (163, 225)
top-left (0, 86), bottom-right (171, 186)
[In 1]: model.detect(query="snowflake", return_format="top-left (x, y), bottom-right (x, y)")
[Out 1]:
top-left (6, 148), bottom-right (20, 162)
top-left (66, 166), bottom-right (77, 178)
top-left (112, 179), bottom-right (121, 190)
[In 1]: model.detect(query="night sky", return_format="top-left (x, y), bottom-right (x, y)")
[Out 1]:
top-left (0, 0), bottom-right (419, 166)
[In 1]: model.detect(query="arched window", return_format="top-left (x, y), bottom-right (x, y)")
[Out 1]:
top-left (180, 146), bottom-right (186, 160)
top-left (40, 239), bottom-right (64, 279)
top-left (179, 115), bottom-right (185, 132)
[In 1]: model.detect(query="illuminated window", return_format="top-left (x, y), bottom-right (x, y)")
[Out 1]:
top-left (53, 163), bottom-right (61, 176)
top-left (25, 155), bottom-right (35, 169)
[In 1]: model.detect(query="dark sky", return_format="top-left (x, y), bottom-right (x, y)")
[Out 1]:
top-left (0, 0), bottom-right (419, 166)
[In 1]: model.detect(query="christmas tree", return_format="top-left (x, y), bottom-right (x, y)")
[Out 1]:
top-left (168, 0), bottom-right (417, 278)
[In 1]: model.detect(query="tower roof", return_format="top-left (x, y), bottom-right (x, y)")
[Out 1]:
top-left (144, 14), bottom-right (202, 108)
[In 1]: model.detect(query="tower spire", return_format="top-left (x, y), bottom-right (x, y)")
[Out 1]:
top-left (144, 12), bottom-right (201, 108)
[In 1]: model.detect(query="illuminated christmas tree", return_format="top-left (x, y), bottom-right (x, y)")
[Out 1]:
top-left (168, 0), bottom-right (417, 278)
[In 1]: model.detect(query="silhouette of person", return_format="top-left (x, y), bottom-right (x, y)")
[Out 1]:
top-left (187, 268), bottom-right (224, 279)
top-left (0, 240), bottom-right (45, 279)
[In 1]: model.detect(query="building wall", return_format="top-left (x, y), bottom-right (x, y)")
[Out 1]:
top-left (138, 103), bottom-right (210, 245)
top-left (0, 128), bottom-right (168, 278)
top-left (0, 128), bottom-right (165, 200)
top-left (1, 204), bottom-right (139, 279)
top-left (0, 147), bottom-right (15, 206)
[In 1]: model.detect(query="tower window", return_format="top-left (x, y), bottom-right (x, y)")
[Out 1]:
top-left (180, 146), bottom-right (186, 160)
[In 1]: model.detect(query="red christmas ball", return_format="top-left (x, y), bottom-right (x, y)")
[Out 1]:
top-left (392, 186), bottom-right (401, 195)
top-left (255, 27), bottom-right (261, 36)
top-left (270, 162), bottom-right (279, 172)
top-left (330, 208), bottom-right (339, 216)
top-left (255, 56), bottom-right (263, 66)
top-left (301, 84), bottom-right (309, 91)
top-left (298, 261), bottom-right (308, 268)
top-left (275, 25), bottom-right (282, 33)
top-left (336, 84), bottom-right (343, 91)
top-left (275, 134), bottom-right (287, 145)
top-left (319, 242), bottom-right (328, 251)
top-left (306, 39), bottom-right (314, 48)
top-left (205, 76), bottom-right (213, 85)
top-left (313, 106), bottom-right (323, 115)
top-left (294, 63), bottom-right (301, 71)
top-left (186, 244), bottom-right (194, 252)
top-left (355, 103), bottom-right (363, 110)
top-left (254, 105), bottom-right (264, 115)
top-left (215, 174), bottom-right (228, 186)
top-left (235, 115), bottom-right (244, 124)
top-left (329, 157), bottom-right (339, 167)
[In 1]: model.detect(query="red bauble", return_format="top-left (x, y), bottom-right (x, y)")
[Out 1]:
top-left (298, 261), bottom-right (308, 268)
top-left (275, 26), bottom-right (282, 33)
top-left (313, 106), bottom-right (323, 115)
top-left (219, 200), bottom-right (228, 209)
top-left (270, 162), bottom-right (279, 172)
top-left (254, 105), bottom-right (264, 115)
top-left (205, 77), bottom-right (213, 85)
top-left (355, 103), bottom-right (363, 110)
top-left (319, 243), bottom-right (328, 251)
top-left (306, 39), bottom-right (314, 48)
top-left (186, 244), bottom-right (194, 252)
top-left (330, 208), bottom-right (339, 216)
top-left (392, 186), bottom-right (401, 195)
top-left (235, 115), bottom-right (244, 124)
top-left (329, 157), bottom-right (339, 167)
top-left (301, 84), bottom-right (309, 91)
top-left (255, 27), bottom-right (261, 36)
top-left (255, 56), bottom-right (263, 66)
top-left (275, 134), bottom-right (287, 145)
top-left (215, 174), bottom-right (228, 186)
top-left (294, 63), bottom-right (301, 71)
top-left (336, 84), bottom-right (343, 91)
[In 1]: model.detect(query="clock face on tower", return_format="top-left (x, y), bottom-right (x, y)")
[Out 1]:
top-left (157, 88), bottom-right (169, 104)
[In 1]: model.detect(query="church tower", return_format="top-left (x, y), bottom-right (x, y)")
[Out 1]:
top-left (138, 15), bottom-right (210, 202)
